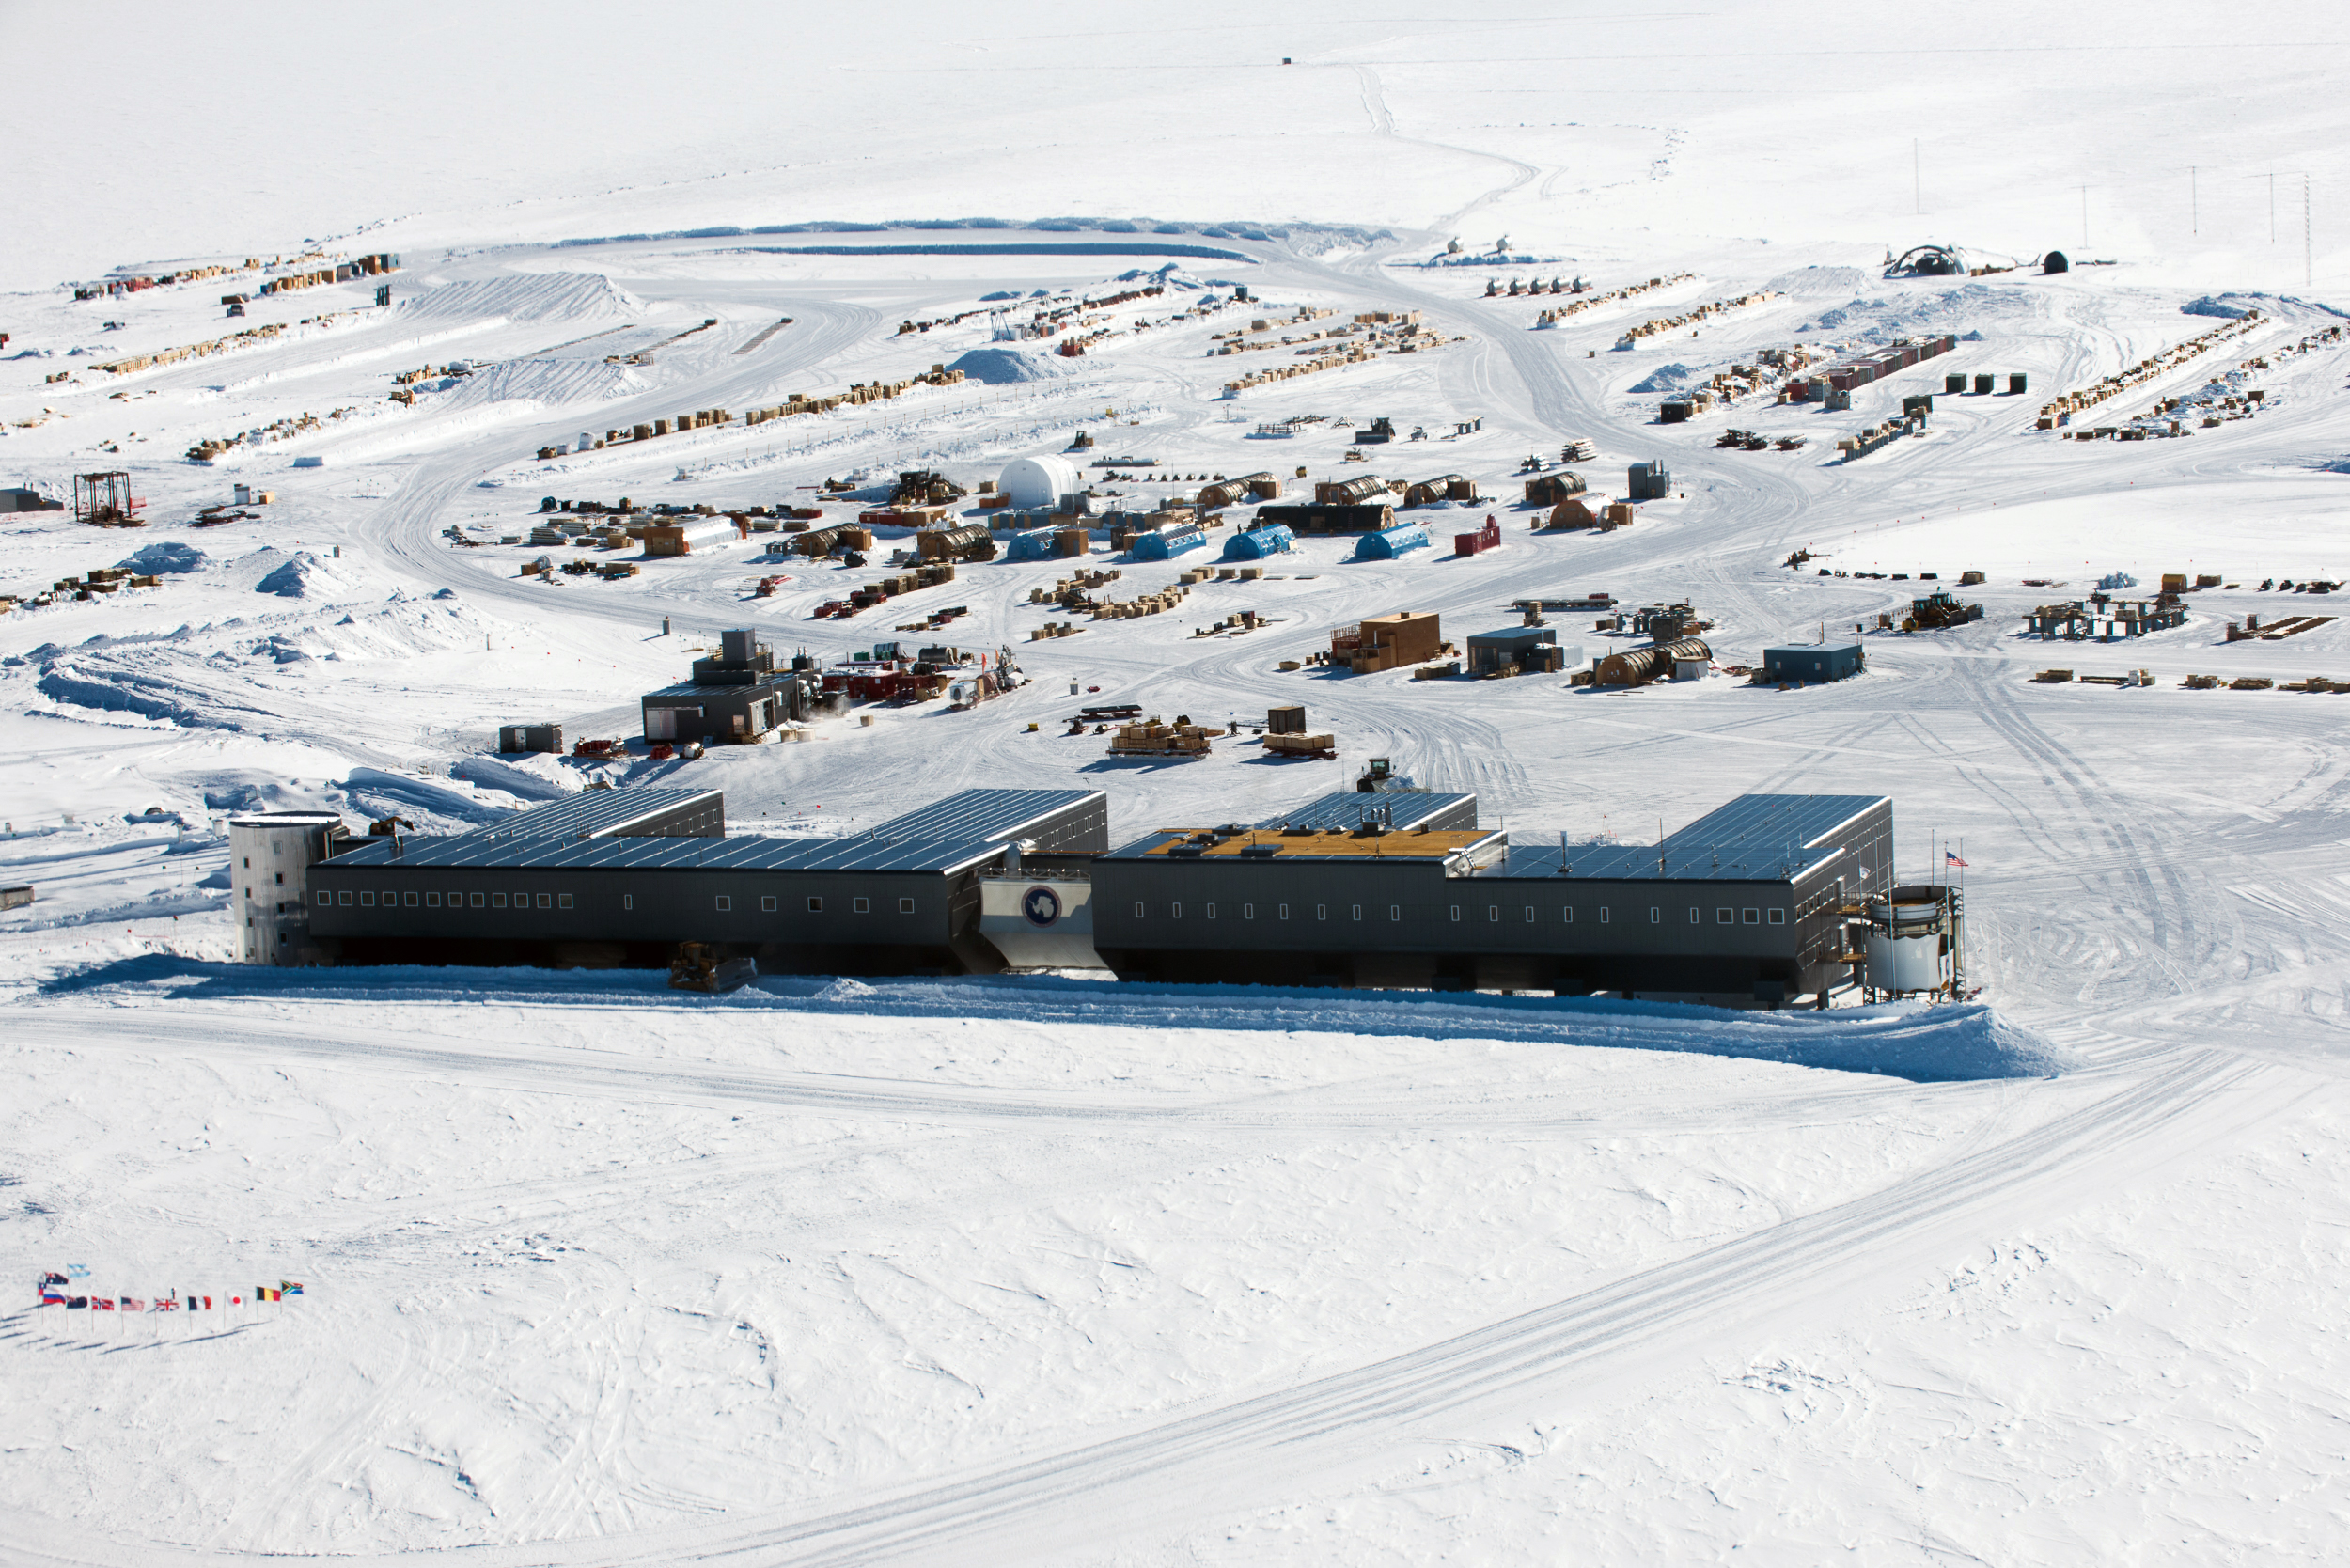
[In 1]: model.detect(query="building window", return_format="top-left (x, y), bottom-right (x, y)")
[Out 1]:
top-left (1743, 908), bottom-right (1760, 924)
top-left (1688, 907), bottom-right (1700, 924)
top-left (1650, 907), bottom-right (1660, 923)
top-left (1316, 904), bottom-right (1327, 921)
top-left (622, 894), bottom-right (632, 911)
top-left (405, 891), bottom-right (419, 907)
top-left (492, 893), bottom-right (507, 909)
top-left (1525, 906), bottom-right (1535, 922)
top-left (1170, 902), bottom-right (1182, 919)
top-left (558, 893), bottom-right (573, 910)
top-left (1206, 902), bottom-right (1217, 919)
top-left (761, 895), bottom-right (777, 912)
top-left (898, 898), bottom-right (915, 914)
top-left (1136, 902), bottom-right (1146, 918)
top-left (1245, 903), bottom-right (1256, 919)
top-left (1450, 905), bottom-right (1461, 922)
top-left (1600, 907), bottom-right (1610, 923)
top-left (1489, 905), bottom-right (1499, 922)
top-left (360, 890), bottom-right (375, 907)
top-left (536, 893), bottom-right (551, 910)
top-left (1717, 908), bottom-right (1734, 924)
top-left (1767, 908), bottom-right (1786, 925)
top-left (315, 890), bottom-right (329, 907)
top-left (809, 897), bottom-right (823, 913)
top-left (514, 891), bottom-right (527, 907)
top-left (716, 895), bottom-right (732, 912)
top-left (274, 872), bottom-right (283, 886)
top-left (1352, 904), bottom-right (1362, 921)
top-left (471, 892), bottom-right (485, 908)
top-left (854, 897), bottom-right (870, 914)
top-left (1562, 905), bottom-right (1574, 922)
top-left (243, 857), bottom-right (250, 869)
top-left (1278, 903), bottom-right (1290, 920)
top-left (426, 892), bottom-right (440, 908)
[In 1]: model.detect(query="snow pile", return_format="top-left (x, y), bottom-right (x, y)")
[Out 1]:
top-left (945, 346), bottom-right (1072, 384)
top-left (726, 980), bottom-right (2072, 1083)
top-left (115, 541), bottom-right (207, 576)
top-left (395, 270), bottom-right (641, 323)
top-left (2183, 293), bottom-right (2258, 320)
top-left (1629, 362), bottom-right (1698, 394)
top-left (338, 767), bottom-right (530, 833)
top-left (254, 552), bottom-right (343, 599)
top-left (449, 754), bottom-right (581, 803)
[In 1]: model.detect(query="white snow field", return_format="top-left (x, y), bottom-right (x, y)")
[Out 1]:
top-left (7, 5), bottom-right (2350, 1564)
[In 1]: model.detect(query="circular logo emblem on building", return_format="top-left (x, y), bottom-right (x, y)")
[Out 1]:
top-left (1022, 886), bottom-right (1061, 927)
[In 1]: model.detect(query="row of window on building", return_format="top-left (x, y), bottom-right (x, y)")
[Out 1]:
top-left (1133, 902), bottom-right (1788, 925)
top-left (320, 888), bottom-right (919, 915)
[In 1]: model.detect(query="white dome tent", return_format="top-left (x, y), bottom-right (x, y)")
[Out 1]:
top-left (998, 454), bottom-right (1081, 511)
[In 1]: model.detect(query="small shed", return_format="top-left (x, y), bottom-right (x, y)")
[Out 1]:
top-left (1762, 644), bottom-right (1865, 683)
top-left (497, 723), bottom-right (564, 755)
top-left (1403, 474), bottom-right (1465, 507)
top-left (1354, 522), bottom-right (1431, 560)
top-left (1546, 497), bottom-right (1601, 530)
top-left (1221, 522), bottom-right (1294, 560)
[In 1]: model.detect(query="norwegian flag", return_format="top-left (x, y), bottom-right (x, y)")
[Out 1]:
top-left (92, 1298), bottom-right (115, 1311)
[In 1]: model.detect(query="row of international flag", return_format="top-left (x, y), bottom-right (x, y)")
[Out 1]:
top-left (37, 1272), bottom-right (305, 1310)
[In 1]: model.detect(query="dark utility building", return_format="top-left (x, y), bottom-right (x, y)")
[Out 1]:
top-left (1251, 502), bottom-right (1396, 534)
top-left (1762, 644), bottom-right (1865, 683)
top-left (1465, 625), bottom-right (1562, 676)
top-left (309, 787), bottom-right (1106, 971)
top-left (641, 629), bottom-right (818, 744)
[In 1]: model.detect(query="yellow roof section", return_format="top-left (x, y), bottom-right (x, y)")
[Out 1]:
top-left (1146, 826), bottom-right (1487, 858)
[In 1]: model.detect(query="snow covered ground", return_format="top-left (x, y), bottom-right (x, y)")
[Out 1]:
top-left (7, 5), bottom-right (2350, 1563)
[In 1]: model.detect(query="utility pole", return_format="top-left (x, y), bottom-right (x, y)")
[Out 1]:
top-left (1913, 139), bottom-right (1920, 215)
top-left (2190, 165), bottom-right (2198, 236)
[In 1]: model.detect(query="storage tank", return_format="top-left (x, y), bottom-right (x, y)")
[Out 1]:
top-left (1864, 885), bottom-right (1961, 997)
top-left (228, 812), bottom-right (350, 965)
top-left (998, 454), bottom-right (1082, 510)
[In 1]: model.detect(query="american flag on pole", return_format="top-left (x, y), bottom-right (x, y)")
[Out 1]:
top-left (1946, 849), bottom-right (1969, 868)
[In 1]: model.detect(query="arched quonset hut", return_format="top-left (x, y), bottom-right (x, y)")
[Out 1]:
top-left (998, 454), bottom-right (1082, 510)
top-left (1354, 522), bottom-right (1431, 560)
top-left (1221, 522), bottom-right (1294, 560)
top-left (1132, 524), bottom-right (1208, 560)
